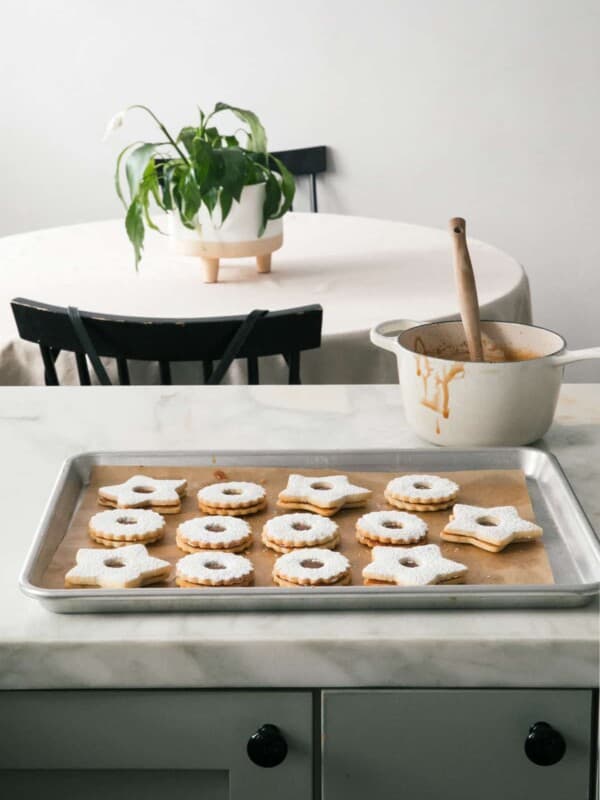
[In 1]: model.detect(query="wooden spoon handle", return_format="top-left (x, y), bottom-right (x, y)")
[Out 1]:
top-left (449, 217), bottom-right (484, 362)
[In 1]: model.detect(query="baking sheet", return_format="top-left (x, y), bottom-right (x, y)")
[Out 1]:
top-left (40, 464), bottom-right (554, 590)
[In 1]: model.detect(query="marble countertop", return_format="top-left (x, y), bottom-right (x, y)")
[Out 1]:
top-left (0, 384), bottom-right (598, 690)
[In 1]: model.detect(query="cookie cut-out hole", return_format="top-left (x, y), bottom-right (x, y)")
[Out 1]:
top-left (310, 482), bottom-right (332, 491)
top-left (222, 488), bottom-right (242, 496)
top-left (104, 558), bottom-right (125, 568)
top-left (204, 561), bottom-right (226, 570)
top-left (476, 515), bottom-right (500, 527)
top-left (399, 557), bottom-right (419, 568)
top-left (132, 486), bottom-right (154, 494)
top-left (116, 517), bottom-right (137, 525)
top-left (382, 520), bottom-right (404, 529)
top-left (300, 558), bottom-right (324, 569)
top-left (413, 481), bottom-right (432, 490)
top-left (205, 524), bottom-right (226, 533)
top-left (292, 522), bottom-right (312, 531)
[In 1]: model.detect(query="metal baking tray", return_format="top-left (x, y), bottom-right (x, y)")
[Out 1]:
top-left (20, 448), bottom-right (600, 613)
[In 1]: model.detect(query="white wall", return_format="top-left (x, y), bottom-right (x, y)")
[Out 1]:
top-left (1, 0), bottom-right (599, 379)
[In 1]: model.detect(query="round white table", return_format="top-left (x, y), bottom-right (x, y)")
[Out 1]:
top-left (0, 213), bottom-right (531, 385)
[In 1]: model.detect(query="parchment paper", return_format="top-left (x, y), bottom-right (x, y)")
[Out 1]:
top-left (41, 465), bottom-right (554, 589)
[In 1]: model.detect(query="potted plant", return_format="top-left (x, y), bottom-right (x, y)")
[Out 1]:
top-left (106, 103), bottom-right (295, 282)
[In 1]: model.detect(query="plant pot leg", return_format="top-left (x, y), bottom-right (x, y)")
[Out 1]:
top-left (256, 254), bottom-right (272, 274)
top-left (201, 258), bottom-right (220, 283)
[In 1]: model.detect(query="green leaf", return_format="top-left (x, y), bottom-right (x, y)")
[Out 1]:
top-left (268, 155), bottom-right (296, 218)
top-left (203, 186), bottom-right (219, 215)
top-left (219, 189), bottom-right (233, 224)
top-left (191, 138), bottom-right (212, 186)
top-left (214, 102), bottom-right (268, 153)
top-left (219, 147), bottom-right (247, 202)
top-left (125, 143), bottom-right (157, 201)
top-left (178, 126), bottom-right (199, 157)
top-left (125, 199), bottom-right (145, 269)
top-left (157, 162), bottom-right (174, 210)
top-left (260, 173), bottom-right (281, 235)
top-left (179, 165), bottom-right (201, 224)
top-left (224, 135), bottom-right (239, 148)
top-left (114, 141), bottom-right (142, 208)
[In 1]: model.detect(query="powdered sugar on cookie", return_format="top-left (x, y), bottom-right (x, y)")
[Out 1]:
top-left (264, 513), bottom-right (338, 547)
top-left (356, 510), bottom-right (427, 545)
top-left (385, 475), bottom-right (459, 504)
top-left (278, 474), bottom-right (372, 510)
top-left (442, 504), bottom-right (543, 550)
top-left (89, 509), bottom-right (165, 542)
top-left (65, 544), bottom-right (171, 588)
top-left (273, 548), bottom-right (350, 585)
top-left (198, 481), bottom-right (266, 508)
top-left (99, 476), bottom-right (187, 509)
top-left (178, 516), bottom-right (251, 546)
top-left (363, 544), bottom-right (467, 586)
top-left (176, 551), bottom-right (254, 585)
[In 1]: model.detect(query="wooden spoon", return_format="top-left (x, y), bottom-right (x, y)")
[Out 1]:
top-left (449, 217), bottom-right (484, 362)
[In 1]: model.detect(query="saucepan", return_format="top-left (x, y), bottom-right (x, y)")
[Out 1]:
top-left (370, 319), bottom-right (600, 446)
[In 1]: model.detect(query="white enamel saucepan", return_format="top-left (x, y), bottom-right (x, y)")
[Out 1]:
top-left (370, 319), bottom-right (600, 446)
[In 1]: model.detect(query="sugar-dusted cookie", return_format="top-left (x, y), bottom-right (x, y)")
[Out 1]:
top-left (384, 474), bottom-right (459, 512)
top-left (65, 544), bottom-right (171, 588)
top-left (176, 516), bottom-right (252, 554)
top-left (89, 508), bottom-right (166, 547)
top-left (262, 513), bottom-right (339, 553)
top-left (197, 481), bottom-right (267, 516)
top-left (277, 474), bottom-right (372, 516)
top-left (355, 510), bottom-right (428, 547)
top-left (98, 475), bottom-right (187, 513)
top-left (176, 551), bottom-right (254, 587)
top-left (272, 548), bottom-right (351, 587)
top-left (441, 504), bottom-right (543, 552)
top-left (363, 544), bottom-right (467, 586)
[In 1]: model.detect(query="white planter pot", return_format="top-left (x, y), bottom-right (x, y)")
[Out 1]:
top-left (168, 183), bottom-right (283, 283)
top-left (370, 319), bottom-right (600, 446)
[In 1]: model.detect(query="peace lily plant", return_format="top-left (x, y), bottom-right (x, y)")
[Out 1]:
top-left (106, 103), bottom-right (295, 269)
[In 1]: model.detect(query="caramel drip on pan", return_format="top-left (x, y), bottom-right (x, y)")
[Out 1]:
top-left (415, 355), bottom-right (465, 433)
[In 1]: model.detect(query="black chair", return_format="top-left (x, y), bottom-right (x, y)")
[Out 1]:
top-left (270, 146), bottom-right (327, 212)
top-left (11, 298), bottom-right (323, 386)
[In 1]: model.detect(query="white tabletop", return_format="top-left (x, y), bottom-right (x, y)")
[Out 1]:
top-left (0, 384), bottom-right (597, 690)
top-left (0, 213), bottom-right (531, 385)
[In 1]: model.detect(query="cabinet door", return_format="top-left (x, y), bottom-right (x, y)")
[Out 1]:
top-left (322, 689), bottom-right (594, 800)
top-left (0, 690), bottom-right (312, 800)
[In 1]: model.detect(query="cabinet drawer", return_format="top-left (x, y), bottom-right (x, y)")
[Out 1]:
top-left (322, 689), bottom-right (594, 800)
top-left (0, 690), bottom-right (312, 799)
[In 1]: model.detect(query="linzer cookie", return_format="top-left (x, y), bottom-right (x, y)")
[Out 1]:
top-left (363, 544), bottom-right (467, 586)
top-left (197, 481), bottom-right (267, 516)
top-left (441, 504), bottom-right (543, 552)
top-left (89, 508), bottom-right (166, 547)
top-left (65, 544), bottom-right (171, 588)
top-left (176, 516), bottom-right (252, 554)
top-left (277, 474), bottom-right (372, 516)
top-left (262, 513), bottom-right (339, 553)
top-left (355, 510), bottom-right (428, 547)
top-left (98, 475), bottom-right (187, 514)
top-left (272, 548), bottom-right (351, 587)
top-left (384, 474), bottom-right (459, 511)
top-left (176, 551), bottom-right (254, 587)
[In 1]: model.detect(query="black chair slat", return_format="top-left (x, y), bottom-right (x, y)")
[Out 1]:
top-left (117, 358), bottom-right (130, 385)
top-left (40, 345), bottom-right (59, 386)
top-left (75, 352), bottom-right (91, 385)
top-left (270, 146), bottom-right (327, 176)
top-left (247, 357), bottom-right (259, 385)
top-left (202, 360), bottom-right (213, 384)
top-left (11, 299), bottom-right (323, 387)
top-left (159, 361), bottom-right (172, 385)
top-left (287, 351), bottom-right (301, 385)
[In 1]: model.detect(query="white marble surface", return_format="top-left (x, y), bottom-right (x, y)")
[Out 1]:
top-left (0, 384), bottom-right (598, 689)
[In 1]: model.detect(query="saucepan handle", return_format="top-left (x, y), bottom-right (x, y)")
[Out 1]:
top-left (550, 347), bottom-right (600, 367)
top-left (370, 319), bottom-right (421, 354)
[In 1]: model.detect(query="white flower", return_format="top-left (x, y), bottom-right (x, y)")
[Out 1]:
top-left (103, 109), bottom-right (127, 141)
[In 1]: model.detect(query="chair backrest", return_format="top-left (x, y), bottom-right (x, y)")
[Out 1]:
top-left (270, 146), bottom-right (327, 213)
top-left (11, 297), bottom-right (323, 386)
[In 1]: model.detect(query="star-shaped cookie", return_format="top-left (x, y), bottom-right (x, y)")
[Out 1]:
top-left (98, 475), bottom-right (187, 513)
top-left (363, 544), bottom-right (468, 586)
top-left (277, 474), bottom-right (372, 516)
top-left (65, 544), bottom-right (171, 588)
top-left (441, 504), bottom-right (543, 552)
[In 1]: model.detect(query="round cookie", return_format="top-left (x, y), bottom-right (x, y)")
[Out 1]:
top-left (355, 510), bottom-right (428, 547)
top-left (176, 551), bottom-right (254, 587)
top-left (272, 548), bottom-right (351, 587)
top-left (385, 474), bottom-right (459, 512)
top-left (89, 509), bottom-right (166, 547)
top-left (262, 513), bottom-right (339, 553)
top-left (197, 481), bottom-right (267, 516)
top-left (176, 516), bottom-right (252, 554)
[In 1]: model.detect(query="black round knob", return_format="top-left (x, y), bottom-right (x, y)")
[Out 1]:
top-left (524, 721), bottom-right (566, 766)
top-left (247, 724), bottom-right (288, 768)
